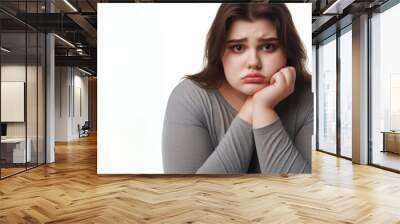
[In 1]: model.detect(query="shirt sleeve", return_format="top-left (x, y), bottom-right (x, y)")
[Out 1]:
top-left (252, 102), bottom-right (313, 174)
top-left (162, 81), bottom-right (255, 174)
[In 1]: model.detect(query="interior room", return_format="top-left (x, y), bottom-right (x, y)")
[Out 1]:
top-left (0, 0), bottom-right (399, 223)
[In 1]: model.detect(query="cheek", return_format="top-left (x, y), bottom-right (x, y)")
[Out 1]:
top-left (222, 54), bottom-right (243, 79)
top-left (262, 53), bottom-right (287, 75)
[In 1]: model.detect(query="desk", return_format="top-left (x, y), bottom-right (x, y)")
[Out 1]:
top-left (381, 131), bottom-right (400, 154)
top-left (1, 138), bottom-right (31, 163)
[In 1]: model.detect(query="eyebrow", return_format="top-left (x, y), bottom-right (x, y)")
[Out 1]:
top-left (226, 37), bottom-right (279, 43)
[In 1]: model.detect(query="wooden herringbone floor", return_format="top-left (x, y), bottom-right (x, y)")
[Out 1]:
top-left (1, 134), bottom-right (400, 224)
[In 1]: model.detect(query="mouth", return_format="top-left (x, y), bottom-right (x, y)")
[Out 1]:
top-left (241, 73), bottom-right (266, 84)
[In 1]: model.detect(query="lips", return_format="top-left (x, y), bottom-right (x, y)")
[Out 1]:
top-left (241, 73), bottom-right (265, 83)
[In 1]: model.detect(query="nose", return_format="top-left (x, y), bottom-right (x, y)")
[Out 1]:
top-left (247, 49), bottom-right (261, 70)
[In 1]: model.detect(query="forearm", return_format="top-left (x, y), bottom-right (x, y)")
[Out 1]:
top-left (250, 97), bottom-right (310, 174)
top-left (196, 116), bottom-right (255, 174)
top-left (197, 97), bottom-right (255, 173)
top-left (253, 119), bottom-right (310, 174)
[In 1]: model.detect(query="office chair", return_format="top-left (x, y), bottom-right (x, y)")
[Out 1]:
top-left (79, 121), bottom-right (90, 138)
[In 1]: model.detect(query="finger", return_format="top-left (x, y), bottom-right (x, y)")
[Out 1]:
top-left (288, 66), bottom-right (296, 81)
top-left (285, 70), bottom-right (295, 86)
top-left (281, 67), bottom-right (296, 86)
top-left (280, 66), bottom-right (295, 73)
top-left (274, 72), bottom-right (285, 86)
top-left (269, 75), bottom-right (276, 85)
top-left (269, 72), bottom-right (278, 85)
top-left (276, 69), bottom-right (289, 86)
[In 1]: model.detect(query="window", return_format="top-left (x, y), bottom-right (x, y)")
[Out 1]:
top-left (339, 28), bottom-right (352, 158)
top-left (370, 2), bottom-right (400, 171)
top-left (317, 36), bottom-right (337, 154)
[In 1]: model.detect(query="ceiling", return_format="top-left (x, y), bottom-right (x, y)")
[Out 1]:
top-left (0, 0), bottom-right (100, 74)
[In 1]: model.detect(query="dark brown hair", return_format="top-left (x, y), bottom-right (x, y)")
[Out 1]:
top-left (186, 3), bottom-right (311, 89)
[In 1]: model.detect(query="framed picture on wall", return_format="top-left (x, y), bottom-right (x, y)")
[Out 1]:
top-left (1, 81), bottom-right (25, 122)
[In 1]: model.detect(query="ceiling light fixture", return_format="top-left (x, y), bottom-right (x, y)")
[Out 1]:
top-left (78, 67), bottom-right (93, 76)
top-left (1, 47), bottom-right (11, 53)
top-left (323, 0), bottom-right (355, 15)
top-left (63, 0), bottom-right (78, 12)
top-left (54, 34), bottom-right (75, 48)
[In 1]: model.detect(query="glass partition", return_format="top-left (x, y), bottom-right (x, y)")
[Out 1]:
top-left (0, 1), bottom-right (46, 179)
top-left (317, 35), bottom-right (337, 155)
top-left (1, 31), bottom-right (28, 178)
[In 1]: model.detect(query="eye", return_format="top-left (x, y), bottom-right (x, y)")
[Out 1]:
top-left (261, 43), bottom-right (276, 52)
top-left (230, 44), bottom-right (245, 53)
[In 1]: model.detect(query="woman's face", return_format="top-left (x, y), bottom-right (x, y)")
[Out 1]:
top-left (221, 19), bottom-right (287, 96)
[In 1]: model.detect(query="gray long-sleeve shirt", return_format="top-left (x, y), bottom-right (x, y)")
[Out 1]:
top-left (162, 78), bottom-right (313, 174)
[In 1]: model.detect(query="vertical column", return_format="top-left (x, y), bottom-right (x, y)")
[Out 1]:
top-left (46, 1), bottom-right (55, 163)
top-left (352, 14), bottom-right (369, 164)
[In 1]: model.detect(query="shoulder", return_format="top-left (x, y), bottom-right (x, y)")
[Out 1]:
top-left (166, 78), bottom-right (210, 122)
top-left (171, 78), bottom-right (207, 96)
top-left (168, 78), bottom-right (209, 105)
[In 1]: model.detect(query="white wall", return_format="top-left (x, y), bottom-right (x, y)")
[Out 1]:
top-left (55, 67), bottom-right (69, 141)
top-left (72, 72), bottom-right (89, 138)
top-left (55, 67), bottom-right (89, 141)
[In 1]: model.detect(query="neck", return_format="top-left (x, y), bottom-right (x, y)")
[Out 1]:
top-left (219, 80), bottom-right (247, 112)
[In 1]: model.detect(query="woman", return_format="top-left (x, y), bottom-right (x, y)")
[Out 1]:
top-left (162, 3), bottom-right (313, 174)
